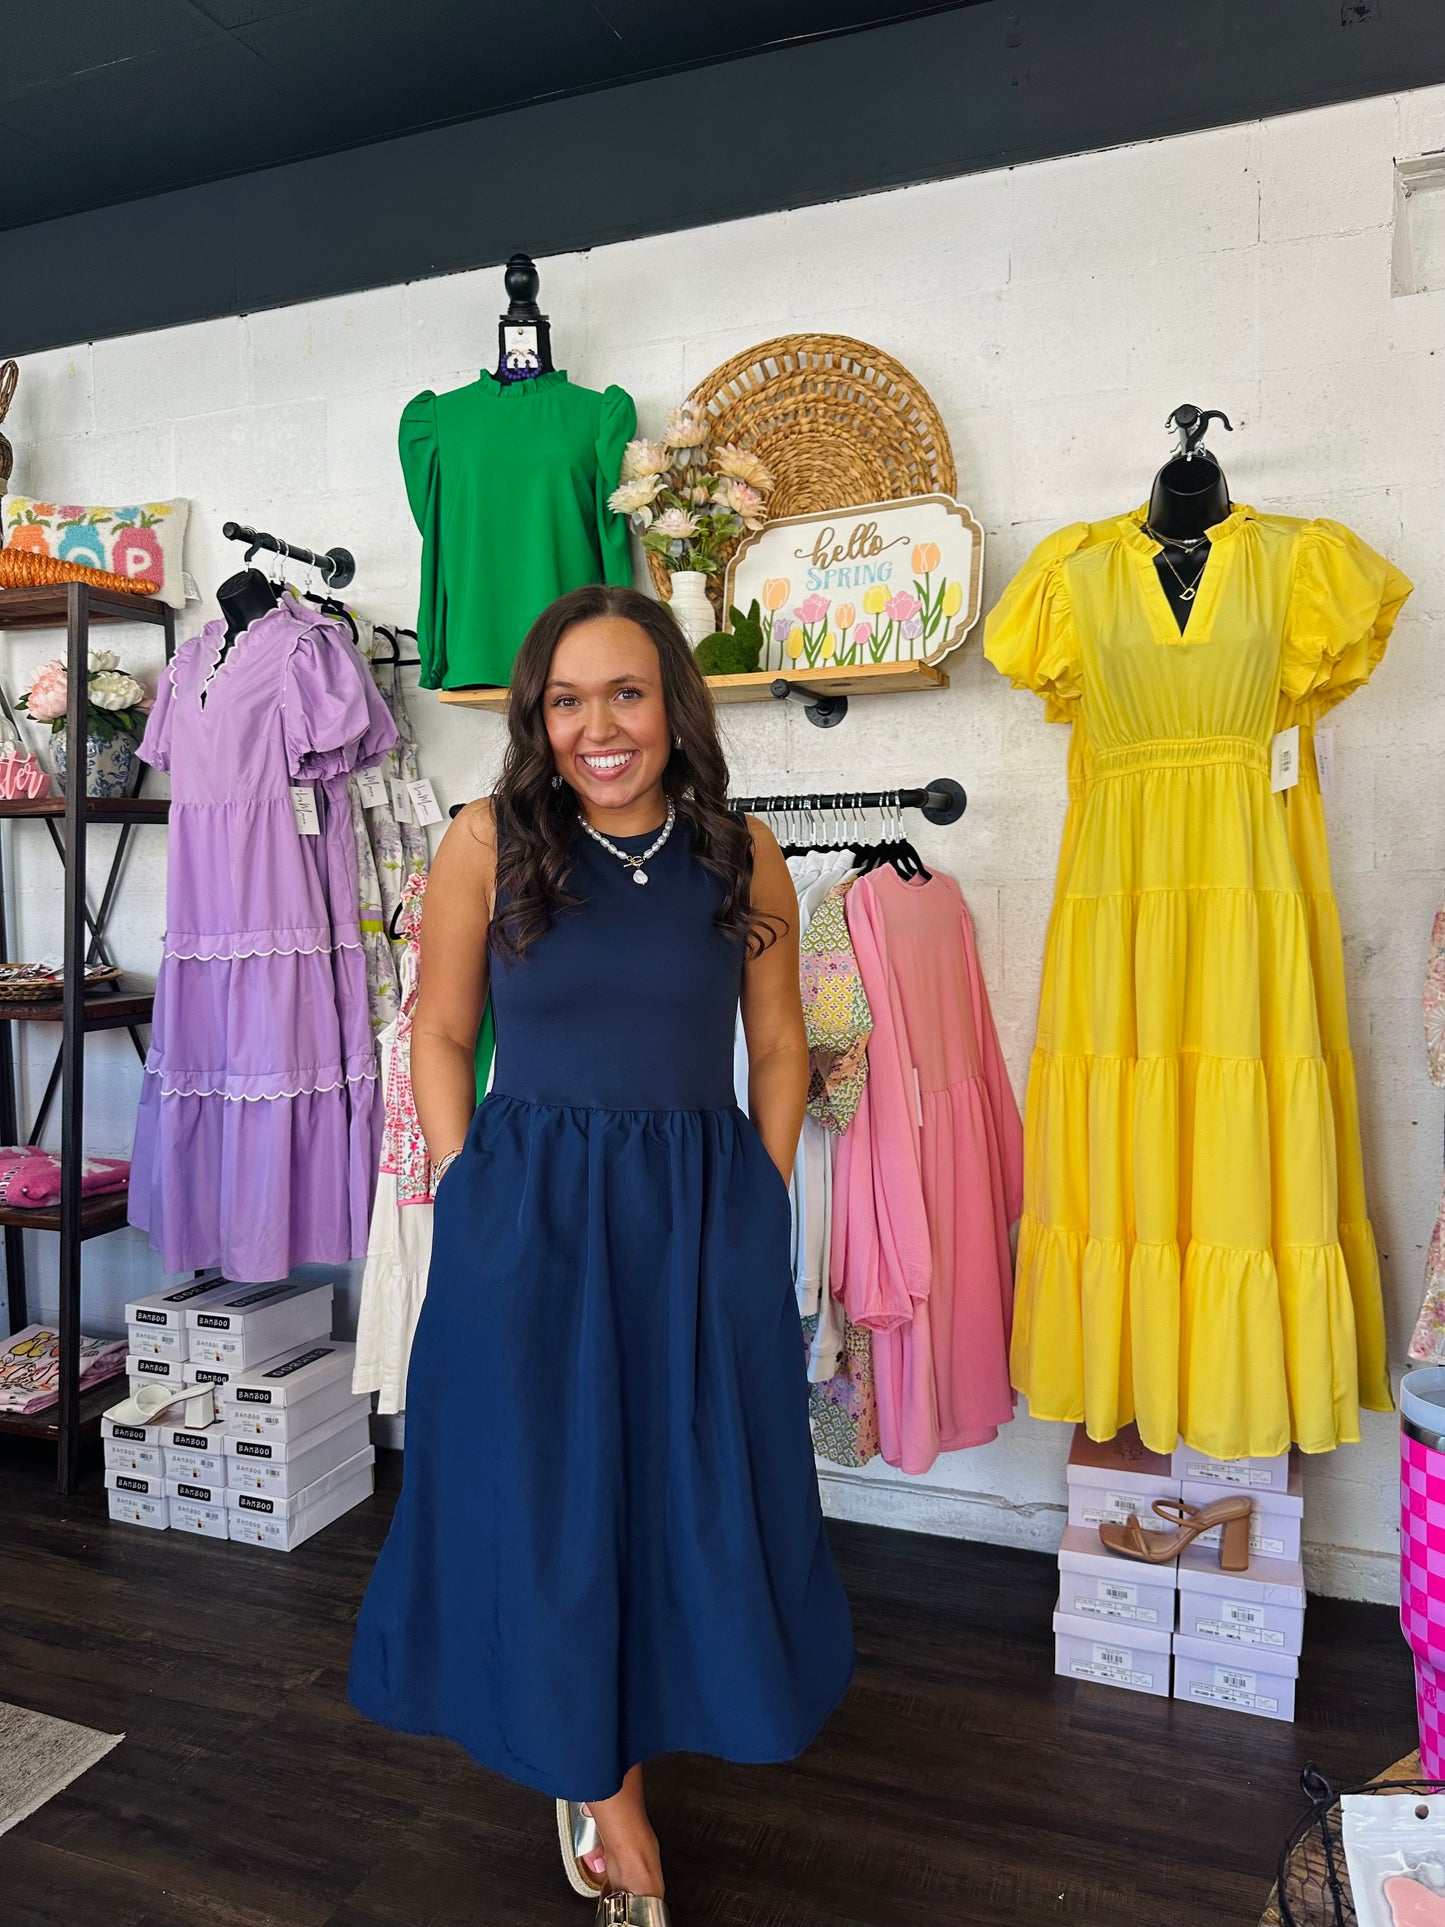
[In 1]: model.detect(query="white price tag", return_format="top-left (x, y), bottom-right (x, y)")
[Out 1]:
top-left (355, 766), bottom-right (387, 809)
top-left (388, 778), bottom-right (414, 824)
top-left (1270, 725), bottom-right (1301, 793)
top-left (1314, 727), bottom-right (1336, 797)
top-left (289, 785), bottom-right (320, 836)
top-left (407, 777), bottom-right (443, 827)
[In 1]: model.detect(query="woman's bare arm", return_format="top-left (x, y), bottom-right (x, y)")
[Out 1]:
top-left (738, 815), bottom-right (808, 1182)
top-left (411, 798), bottom-right (496, 1167)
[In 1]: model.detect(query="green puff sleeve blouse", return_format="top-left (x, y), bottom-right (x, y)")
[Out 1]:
top-left (398, 370), bottom-right (636, 689)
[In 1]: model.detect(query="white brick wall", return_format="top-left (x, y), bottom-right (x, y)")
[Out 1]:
top-left (8, 86), bottom-right (1445, 1600)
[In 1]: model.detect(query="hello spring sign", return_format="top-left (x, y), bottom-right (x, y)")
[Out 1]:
top-left (724, 493), bottom-right (984, 673)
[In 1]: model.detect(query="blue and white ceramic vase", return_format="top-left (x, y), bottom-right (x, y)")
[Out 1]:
top-left (51, 729), bottom-right (138, 798)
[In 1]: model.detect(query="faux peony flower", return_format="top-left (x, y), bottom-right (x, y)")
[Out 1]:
top-left (87, 648), bottom-right (119, 673)
top-left (714, 477), bottom-right (765, 524)
top-left (90, 670), bottom-right (145, 711)
top-left (619, 439), bottom-right (669, 482)
top-left (662, 405), bottom-right (709, 451)
top-left (25, 662), bottom-right (68, 722)
top-left (713, 443), bottom-right (775, 492)
top-left (608, 475), bottom-right (663, 517)
top-left (651, 507), bottom-right (700, 540)
top-left (794, 592), bottom-right (830, 625)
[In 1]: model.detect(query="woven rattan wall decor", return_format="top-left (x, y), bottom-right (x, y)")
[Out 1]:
top-left (645, 333), bottom-right (956, 608)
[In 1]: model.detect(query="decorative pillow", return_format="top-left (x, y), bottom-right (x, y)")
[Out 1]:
top-left (2, 495), bottom-right (190, 608)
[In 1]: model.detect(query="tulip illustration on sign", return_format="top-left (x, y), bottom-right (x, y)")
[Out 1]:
top-left (762, 578), bottom-right (791, 612)
top-left (790, 593), bottom-right (832, 667)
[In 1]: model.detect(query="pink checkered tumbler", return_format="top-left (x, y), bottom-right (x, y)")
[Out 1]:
top-left (1400, 1367), bottom-right (1445, 1776)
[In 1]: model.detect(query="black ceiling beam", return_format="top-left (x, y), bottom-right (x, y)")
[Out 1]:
top-left (4, 0), bottom-right (1445, 356)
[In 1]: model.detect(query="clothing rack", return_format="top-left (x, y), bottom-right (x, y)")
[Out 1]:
top-left (728, 779), bottom-right (967, 826)
top-left (221, 521), bottom-right (356, 590)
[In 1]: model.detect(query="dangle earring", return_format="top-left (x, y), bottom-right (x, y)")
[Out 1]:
top-left (672, 734), bottom-right (682, 749)
top-left (551, 773), bottom-right (564, 789)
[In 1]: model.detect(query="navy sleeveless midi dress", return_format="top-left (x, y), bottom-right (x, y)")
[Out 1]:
top-left (348, 812), bottom-right (857, 1801)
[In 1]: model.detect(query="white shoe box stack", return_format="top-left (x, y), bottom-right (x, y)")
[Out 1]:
top-left (104, 1303), bottom-right (374, 1549)
top-left (220, 1340), bottom-right (374, 1550)
top-left (1167, 1445), bottom-right (1305, 1724)
top-left (1054, 1426), bottom-right (1182, 1698)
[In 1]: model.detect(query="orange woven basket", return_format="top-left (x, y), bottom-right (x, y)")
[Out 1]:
top-left (0, 546), bottom-right (155, 596)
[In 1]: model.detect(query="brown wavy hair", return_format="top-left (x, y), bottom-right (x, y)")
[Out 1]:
top-left (488, 584), bottom-right (779, 962)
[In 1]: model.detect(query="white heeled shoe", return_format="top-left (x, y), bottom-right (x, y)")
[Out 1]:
top-left (556, 1798), bottom-right (607, 1898)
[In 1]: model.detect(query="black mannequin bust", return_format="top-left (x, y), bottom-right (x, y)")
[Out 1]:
top-left (492, 253), bottom-right (556, 385)
top-left (213, 567), bottom-right (280, 672)
top-left (1145, 405), bottom-right (1233, 630)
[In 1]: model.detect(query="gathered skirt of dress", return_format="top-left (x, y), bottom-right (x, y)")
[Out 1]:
top-left (348, 1090), bottom-right (857, 1800)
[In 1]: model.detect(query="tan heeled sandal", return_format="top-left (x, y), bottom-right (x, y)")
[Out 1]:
top-left (1098, 1493), bottom-right (1253, 1572)
top-left (598, 1895), bottom-right (671, 1926)
top-left (556, 1799), bottom-right (607, 1898)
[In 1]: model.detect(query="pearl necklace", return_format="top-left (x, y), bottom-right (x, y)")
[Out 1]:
top-left (579, 802), bottom-right (676, 885)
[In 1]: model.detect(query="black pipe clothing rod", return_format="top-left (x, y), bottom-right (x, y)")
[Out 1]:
top-left (728, 779), bottom-right (967, 825)
top-left (221, 522), bottom-right (356, 590)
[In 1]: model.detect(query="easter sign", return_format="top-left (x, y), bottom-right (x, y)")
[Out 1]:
top-left (724, 493), bottom-right (984, 674)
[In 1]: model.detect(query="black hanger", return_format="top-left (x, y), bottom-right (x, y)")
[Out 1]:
top-left (373, 624), bottom-right (422, 669)
top-left (303, 584), bottom-right (359, 647)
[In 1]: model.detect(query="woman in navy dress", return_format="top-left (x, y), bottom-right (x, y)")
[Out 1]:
top-left (349, 585), bottom-right (856, 1923)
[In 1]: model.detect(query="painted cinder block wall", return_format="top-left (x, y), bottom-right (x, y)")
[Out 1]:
top-left (6, 85), bottom-right (1445, 1600)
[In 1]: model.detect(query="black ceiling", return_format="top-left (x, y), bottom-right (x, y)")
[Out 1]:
top-left (6, 0), bottom-right (1445, 354)
top-left (0, 0), bottom-right (975, 232)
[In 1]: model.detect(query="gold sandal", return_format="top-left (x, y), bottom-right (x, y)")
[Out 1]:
top-left (556, 1798), bottom-right (607, 1898)
top-left (1098, 1493), bottom-right (1253, 1572)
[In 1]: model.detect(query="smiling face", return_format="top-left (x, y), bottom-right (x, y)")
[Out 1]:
top-left (543, 614), bottom-right (673, 828)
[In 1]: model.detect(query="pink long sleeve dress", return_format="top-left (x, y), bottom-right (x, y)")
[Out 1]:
top-left (830, 867), bottom-right (1024, 1473)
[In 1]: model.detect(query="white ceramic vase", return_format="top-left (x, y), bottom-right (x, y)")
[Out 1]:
top-left (667, 570), bottom-right (717, 648)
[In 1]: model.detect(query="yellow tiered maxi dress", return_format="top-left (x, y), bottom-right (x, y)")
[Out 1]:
top-left (985, 505), bottom-right (1410, 1459)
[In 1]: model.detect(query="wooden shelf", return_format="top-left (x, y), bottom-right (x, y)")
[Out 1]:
top-left (0, 972), bottom-right (154, 1028)
top-left (0, 796), bottom-right (169, 821)
top-left (0, 585), bottom-right (171, 629)
top-left (0, 1185), bottom-right (132, 1236)
top-left (0, 1373), bottom-right (124, 1440)
top-left (438, 656), bottom-right (951, 711)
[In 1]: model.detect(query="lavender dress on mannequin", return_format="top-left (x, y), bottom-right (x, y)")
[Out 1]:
top-left (129, 594), bottom-right (398, 1283)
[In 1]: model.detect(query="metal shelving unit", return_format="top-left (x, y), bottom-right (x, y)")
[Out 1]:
top-left (0, 582), bottom-right (175, 1492)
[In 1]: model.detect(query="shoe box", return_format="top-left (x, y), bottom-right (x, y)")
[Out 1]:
top-left (102, 1411), bottom-right (166, 1477)
top-left (1171, 1633), bottom-right (1298, 1722)
top-left (162, 1421), bottom-right (228, 1486)
top-left (223, 1403), bottom-right (372, 1499)
top-left (219, 1341), bottom-right (361, 1443)
top-left (185, 1282), bottom-right (333, 1370)
top-left (226, 1446), bottom-right (376, 1552)
top-left (1052, 1605), bottom-right (1172, 1698)
top-left (1182, 1454), bottom-right (1304, 1563)
top-left (105, 1466), bottom-right (170, 1529)
top-left (169, 1494), bottom-right (229, 1539)
top-left (1064, 1425), bottom-right (1181, 1539)
top-left (1175, 1543), bottom-right (1306, 1656)
top-left (1169, 1442), bottom-right (1292, 1492)
top-left (1056, 1524), bottom-right (1177, 1633)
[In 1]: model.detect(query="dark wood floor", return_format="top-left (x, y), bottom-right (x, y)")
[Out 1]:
top-left (0, 1442), bottom-right (1418, 1927)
